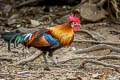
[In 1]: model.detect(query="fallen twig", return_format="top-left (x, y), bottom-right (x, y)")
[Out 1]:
top-left (111, 0), bottom-right (120, 19)
top-left (16, 0), bottom-right (37, 8)
top-left (96, 0), bottom-right (106, 7)
top-left (14, 51), bottom-right (42, 65)
top-left (74, 40), bottom-right (120, 45)
top-left (76, 29), bottom-right (97, 40)
top-left (59, 55), bottom-right (120, 72)
top-left (80, 60), bottom-right (120, 72)
top-left (0, 57), bottom-right (15, 62)
top-left (59, 55), bottom-right (120, 64)
top-left (74, 44), bottom-right (120, 54)
top-left (59, 56), bottom-right (99, 64)
top-left (76, 29), bottom-right (105, 40)
top-left (97, 55), bottom-right (120, 61)
top-left (0, 17), bottom-right (7, 21)
top-left (110, 30), bottom-right (120, 34)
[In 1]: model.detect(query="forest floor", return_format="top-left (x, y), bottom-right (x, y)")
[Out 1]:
top-left (0, 2), bottom-right (120, 80)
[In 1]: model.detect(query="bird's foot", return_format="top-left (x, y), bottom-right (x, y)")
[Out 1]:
top-left (43, 62), bottom-right (51, 71)
top-left (53, 63), bottom-right (61, 68)
top-left (49, 57), bottom-right (61, 67)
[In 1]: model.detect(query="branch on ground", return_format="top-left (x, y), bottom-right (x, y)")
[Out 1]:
top-left (0, 57), bottom-right (16, 62)
top-left (76, 29), bottom-right (105, 40)
top-left (80, 60), bottom-right (120, 72)
top-left (97, 55), bottom-right (120, 61)
top-left (59, 55), bottom-right (120, 64)
top-left (16, 0), bottom-right (37, 8)
top-left (74, 40), bottom-right (120, 45)
top-left (96, 0), bottom-right (106, 7)
top-left (59, 55), bottom-right (120, 72)
top-left (14, 51), bottom-right (42, 65)
top-left (59, 56), bottom-right (99, 64)
top-left (74, 44), bottom-right (120, 54)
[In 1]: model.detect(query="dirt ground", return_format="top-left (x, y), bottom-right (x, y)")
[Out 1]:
top-left (0, 23), bottom-right (120, 80)
top-left (0, 4), bottom-right (120, 80)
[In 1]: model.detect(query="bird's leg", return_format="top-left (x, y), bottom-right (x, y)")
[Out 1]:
top-left (49, 56), bottom-right (57, 65)
top-left (23, 47), bottom-right (29, 59)
top-left (42, 52), bottom-right (49, 67)
top-left (26, 47), bottom-right (30, 54)
top-left (23, 47), bottom-right (30, 70)
top-left (49, 51), bottom-right (57, 66)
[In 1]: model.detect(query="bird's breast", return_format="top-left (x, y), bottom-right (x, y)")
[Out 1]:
top-left (50, 27), bottom-right (74, 46)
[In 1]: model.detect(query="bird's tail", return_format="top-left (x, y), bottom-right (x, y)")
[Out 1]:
top-left (0, 32), bottom-right (2, 39)
top-left (0, 31), bottom-right (26, 51)
top-left (0, 32), bottom-right (4, 39)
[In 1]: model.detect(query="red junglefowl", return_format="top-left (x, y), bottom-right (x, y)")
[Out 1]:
top-left (0, 13), bottom-right (81, 68)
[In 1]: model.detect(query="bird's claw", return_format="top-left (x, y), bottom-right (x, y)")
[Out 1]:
top-left (42, 62), bottom-right (51, 71)
top-left (53, 63), bottom-right (61, 68)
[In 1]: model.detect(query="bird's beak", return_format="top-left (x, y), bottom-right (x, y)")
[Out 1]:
top-left (78, 24), bottom-right (82, 29)
top-left (79, 24), bottom-right (81, 27)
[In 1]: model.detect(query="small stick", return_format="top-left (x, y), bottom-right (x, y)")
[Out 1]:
top-left (74, 40), bottom-right (120, 45)
top-left (96, 0), bottom-right (106, 7)
top-left (98, 55), bottom-right (120, 61)
top-left (59, 56), bottom-right (99, 64)
top-left (14, 51), bottom-right (42, 65)
top-left (74, 44), bottom-right (120, 54)
top-left (80, 60), bottom-right (120, 72)
top-left (16, 0), bottom-right (37, 8)
top-left (59, 55), bottom-right (120, 64)
top-left (76, 29), bottom-right (105, 40)
top-left (0, 57), bottom-right (15, 62)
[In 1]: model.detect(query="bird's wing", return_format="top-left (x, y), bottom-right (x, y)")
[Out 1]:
top-left (26, 29), bottom-right (60, 48)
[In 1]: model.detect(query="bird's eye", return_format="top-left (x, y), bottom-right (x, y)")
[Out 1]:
top-left (72, 22), bottom-right (76, 25)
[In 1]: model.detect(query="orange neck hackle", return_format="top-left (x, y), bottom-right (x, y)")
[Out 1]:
top-left (49, 23), bottom-right (74, 46)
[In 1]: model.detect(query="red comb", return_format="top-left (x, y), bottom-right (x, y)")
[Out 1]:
top-left (74, 13), bottom-right (77, 17)
top-left (68, 13), bottom-right (80, 24)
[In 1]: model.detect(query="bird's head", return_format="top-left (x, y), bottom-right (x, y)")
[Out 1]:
top-left (68, 13), bottom-right (81, 31)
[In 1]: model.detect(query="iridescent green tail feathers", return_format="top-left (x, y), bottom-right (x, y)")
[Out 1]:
top-left (0, 32), bottom-right (26, 51)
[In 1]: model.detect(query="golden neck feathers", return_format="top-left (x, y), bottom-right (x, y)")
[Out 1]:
top-left (49, 23), bottom-right (74, 46)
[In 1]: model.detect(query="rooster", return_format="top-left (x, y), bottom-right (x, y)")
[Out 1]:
top-left (0, 13), bottom-right (81, 68)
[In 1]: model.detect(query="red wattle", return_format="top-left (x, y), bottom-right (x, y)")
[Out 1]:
top-left (73, 26), bottom-right (79, 31)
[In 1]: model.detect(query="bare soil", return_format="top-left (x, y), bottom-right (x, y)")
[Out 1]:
top-left (0, 23), bottom-right (120, 80)
top-left (0, 4), bottom-right (120, 80)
